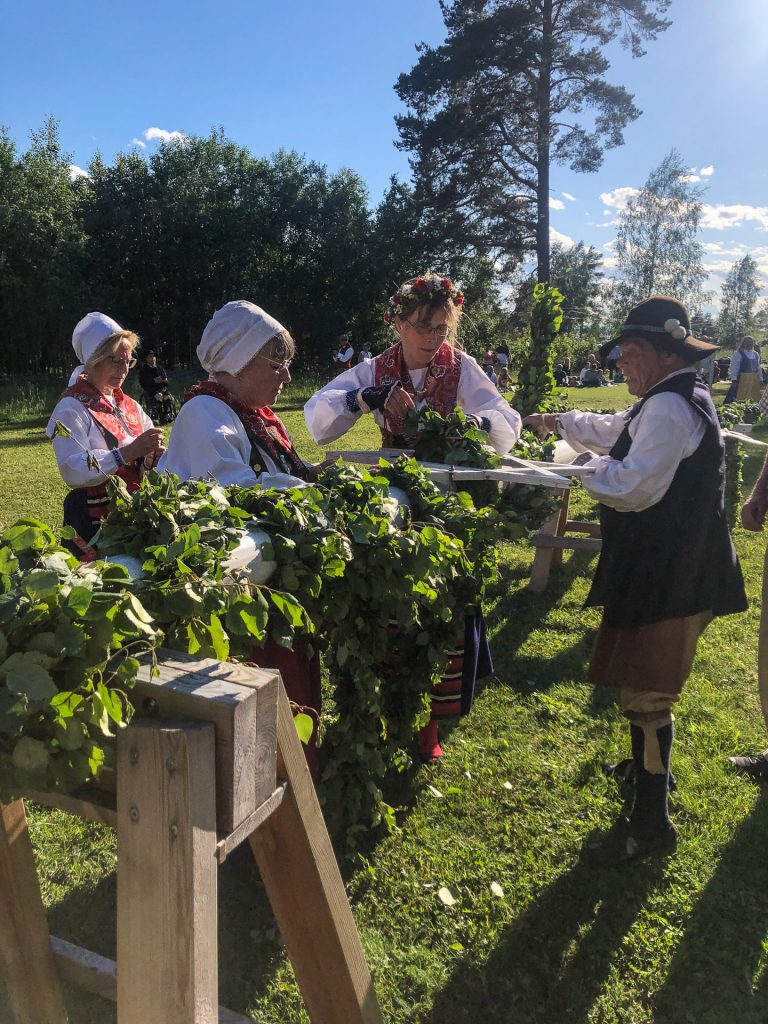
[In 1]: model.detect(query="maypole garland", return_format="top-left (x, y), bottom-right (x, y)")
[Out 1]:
top-left (0, 417), bottom-right (557, 851)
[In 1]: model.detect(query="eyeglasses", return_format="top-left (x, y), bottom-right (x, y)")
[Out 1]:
top-left (401, 318), bottom-right (451, 340)
top-left (258, 354), bottom-right (292, 374)
top-left (106, 355), bottom-right (137, 368)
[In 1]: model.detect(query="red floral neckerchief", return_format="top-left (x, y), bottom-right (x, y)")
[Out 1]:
top-left (372, 341), bottom-right (462, 444)
top-left (182, 380), bottom-right (309, 480)
top-left (57, 376), bottom-right (144, 560)
top-left (62, 376), bottom-right (146, 442)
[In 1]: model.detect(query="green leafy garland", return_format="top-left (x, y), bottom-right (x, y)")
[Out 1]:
top-left (716, 402), bottom-right (759, 531)
top-left (0, 518), bottom-right (155, 800)
top-left (0, 436), bottom-right (557, 849)
top-left (512, 283), bottom-right (564, 418)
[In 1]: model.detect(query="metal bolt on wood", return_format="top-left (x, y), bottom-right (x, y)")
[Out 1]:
top-left (129, 806), bottom-right (140, 823)
top-left (129, 748), bottom-right (139, 765)
top-left (166, 758), bottom-right (177, 773)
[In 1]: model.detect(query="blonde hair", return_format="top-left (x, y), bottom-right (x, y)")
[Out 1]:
top-left (84, 330), bottom-right (140, 373)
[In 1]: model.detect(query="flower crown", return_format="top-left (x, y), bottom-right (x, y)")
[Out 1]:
top-left (384, 275), bottom-right (464, 324)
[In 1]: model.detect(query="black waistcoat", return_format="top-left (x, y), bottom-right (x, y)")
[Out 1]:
top-left (585, 373), bottom-right (747, 628)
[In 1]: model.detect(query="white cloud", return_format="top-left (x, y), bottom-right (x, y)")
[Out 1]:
top-left (549, 197), bottom-right (565, 210)
top-left (700, 165), bottom-right (715, 177)
top-left (143, 127), bottom-right (187, 145)
top-left (680, 174), bottom-right (701, 183)
top-left (562, 191), bottom-right (576, 202)
top-left (600, 186), bottom-right (640, 213)
top-left (550, 227), bottom-right (574, 247)
top-left (131, 137), bottom-right (146, 149)
top-left (700, 204), bottom-right (768, 230)
top-left (68, 164), bottom-right (88, 180)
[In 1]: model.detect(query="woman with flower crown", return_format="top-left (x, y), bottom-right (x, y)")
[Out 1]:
top-left (305, 273), bottom-right (521, 762)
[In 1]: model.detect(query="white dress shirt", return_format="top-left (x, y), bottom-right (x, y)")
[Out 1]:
top-left (46, 395), bottom-right (153, 488)
top-left (305, 352), bottom-right (522, 454)
top-left (556, 369), bottom-right (707, 513)
top-left (157, 395), bottom-right (308, 490)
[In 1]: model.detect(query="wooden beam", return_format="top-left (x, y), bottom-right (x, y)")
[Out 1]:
top-left (134, 650), bottom-right (278, 832)
top-left (0, 800), bottom-right (68, 1023)
top-left (564, 520), bottom-right (601, 537)
top-left (28, 788), bottom-right (117, 829)
top-left (117, 721), bottom-right (219, 1024)
top-left (249, 683), bottom-right (383, 1024)
top-left (50, 936), bottom-right (254, 1023)
top-left (215, 783), bottom-right (288, 864)
top-left (531, 535), bottom-right (602, 551)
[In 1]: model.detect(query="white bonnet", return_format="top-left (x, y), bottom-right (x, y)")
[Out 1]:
top-left (197, 301), bottom-right (286, 376)
top-left (69, 311), bottom-right (124, 385)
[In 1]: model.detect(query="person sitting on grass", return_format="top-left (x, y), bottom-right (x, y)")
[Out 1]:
top-left (579, 360), bottom-right (603, 387)
top-left (138, 349), bottom-right (175, 423)
top-left (524, 295), bottom-right (747, 864)
top-left (46, 312), bottom-right (165, 561)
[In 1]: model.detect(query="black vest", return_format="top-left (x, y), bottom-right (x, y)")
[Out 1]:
top-left (585, 373), bottom-right (747, 628)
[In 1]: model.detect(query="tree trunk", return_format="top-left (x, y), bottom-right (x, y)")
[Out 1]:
top-left (536, 0), bottom-right (552, 283)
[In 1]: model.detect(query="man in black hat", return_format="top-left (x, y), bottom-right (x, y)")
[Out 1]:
top-left (524, 295), bottom-right (747, 863)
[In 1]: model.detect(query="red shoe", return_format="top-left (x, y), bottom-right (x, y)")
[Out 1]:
top-left (417, 720), bottom-right (443, 763)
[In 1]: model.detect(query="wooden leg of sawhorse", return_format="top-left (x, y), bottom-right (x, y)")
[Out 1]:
top-left (117, 721), bottom-right (218, 1024)
top-left (249, 683), bottom-right (383, 1024)
top-left (550, 488), bottom-right (571, 571)
top-left (529, 487), bottom-right (570, 593)
top-left (0, 800), bottom-right (68, 1023)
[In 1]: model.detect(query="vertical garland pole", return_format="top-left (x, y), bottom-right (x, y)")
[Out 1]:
top-left (0, 799), bottom-right (68, 1023)
top-left (249, 681), bottom-right (383, 1024)
top-left (117, 721), bottom-right (218, 1024)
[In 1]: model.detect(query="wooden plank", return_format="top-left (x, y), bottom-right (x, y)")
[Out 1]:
top-left (215, 783), bottom-right (288, 864)
top-left (0, 800), bottom-right (68, 1024)
top-left (28, 788), bottom-right (117, 829)
top-left (117, 721), bottom-right (218, 1024)
top-left (564, 520), bottom-right (602, 537)
top-left (531, 535), bottom-right (602, 552)
top-left (134, 649), bottom-right (278, 832)
top-left (551, 487), bottom-right (571, 570)
top-left (50, 937), bottom-right (254, 1023)
top-left (528, 509), bottom-right (561, 593)
top-left (249, 683), bottom-right (383, 1024)
top-left (51, 935), bottom-right (115, 1002)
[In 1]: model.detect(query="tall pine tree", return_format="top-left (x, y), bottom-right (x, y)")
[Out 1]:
top-left (395, 0), bottom-right (670, 282)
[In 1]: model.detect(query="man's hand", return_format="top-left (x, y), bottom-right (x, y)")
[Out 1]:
top-left (522, 413), bottom-right (556, 438)
top-left (742, 491), bottom-right (768, 531)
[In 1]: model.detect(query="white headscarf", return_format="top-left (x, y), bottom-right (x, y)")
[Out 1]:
top-left (69, 312), bottom-right (124, 386)
top-left (197, 301), bottom-right (286, 376)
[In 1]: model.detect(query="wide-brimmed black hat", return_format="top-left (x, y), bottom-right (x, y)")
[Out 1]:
top-left (612, 296), bottom-right (719, 363)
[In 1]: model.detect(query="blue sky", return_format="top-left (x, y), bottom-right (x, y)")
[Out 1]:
top-left (2, 0), bottom-right (767, 310)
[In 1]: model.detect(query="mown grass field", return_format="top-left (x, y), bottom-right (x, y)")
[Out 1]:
top-left (1, 374), bottom-right (768, 1023)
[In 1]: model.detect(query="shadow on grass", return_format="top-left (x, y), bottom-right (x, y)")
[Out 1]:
top-left (42, 848), bottom-right (297, 1022)
top-left (0, 415), bottom-right (49, 435)
top-left (0, 432), bottom-right (51, 449)
top-left (651, 799), bottom-right (768, 1024)
top-left (432, 853), bottom-right (665, 1024)
top-left (481, 548), bottom-right (600, 698)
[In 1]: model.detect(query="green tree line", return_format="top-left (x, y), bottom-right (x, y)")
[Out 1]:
top-left (0, 118), bottom-right (508, 376)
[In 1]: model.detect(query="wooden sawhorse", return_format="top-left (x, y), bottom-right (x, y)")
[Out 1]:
top-left (0, 650), bottom-right (382, 1023)
top-left (528, 486), bottom-right (602, 592)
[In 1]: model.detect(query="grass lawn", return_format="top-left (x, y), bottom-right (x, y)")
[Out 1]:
top-left (2, 375), bottom-right (768, 1023)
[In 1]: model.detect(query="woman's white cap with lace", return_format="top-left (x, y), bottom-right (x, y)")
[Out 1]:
top-left (197, 301), bottom-right (285, 376)
top-left (69, 311), bottom-right (124, 384)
